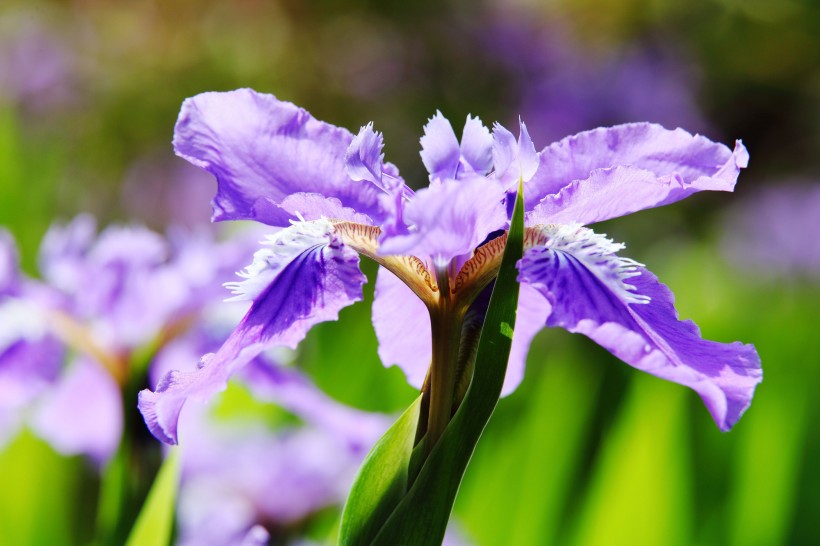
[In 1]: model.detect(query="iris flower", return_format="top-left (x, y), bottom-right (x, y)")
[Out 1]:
top-left (172, 354), bottom-right (389, 546)
top-left (0, 216), bottom-right (260, 461)
top-left (140, 88), bottom-right (761, 448)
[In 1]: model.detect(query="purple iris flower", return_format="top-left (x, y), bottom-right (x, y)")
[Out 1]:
top-left (155, 333), bottom-right (387, 546)
top-left (721, 182), bottom-right (820, 280)
top-left (0, 230), bottom-right (63, 447)
top-left (152, 293), bottom-right (478, 546)
top-left (0, 216), bottom-right (261, 463)
top-left (140, 88), bottom-right (761, 447)
top-left (0, 12), bottom-right (76, 114)
top-left (482, 11), bottom-right (710, 145)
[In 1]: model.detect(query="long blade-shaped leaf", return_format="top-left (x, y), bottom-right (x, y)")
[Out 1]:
top-left (371, 182), bottom-right (526, 545)
top-left (339, 394), bottom-right (423, 546)
top-left (124, 448), bottom-right (180, 546)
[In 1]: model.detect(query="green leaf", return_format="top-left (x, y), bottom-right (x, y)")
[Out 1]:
top-left (0, 431), bottom-right (85, 545)
top-left (568, 375), bottom-right (692, 546)
top-left (339, 394), bottom-right (423, 546)
top-left (370, 182), bottom-right (526, 545)
top-left (124, 448), bottom-right (180, 546)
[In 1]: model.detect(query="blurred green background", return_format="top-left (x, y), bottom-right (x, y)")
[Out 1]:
top-left (1, 0), bottom-right (819, 544)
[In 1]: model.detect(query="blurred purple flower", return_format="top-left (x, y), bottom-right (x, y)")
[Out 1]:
top-left (0, 12), bottom-right (76, 113)
top-left (0, 217), bottom-right (259, 463)
top-left (121, 152), bottom-right (217, 228)
top-left (149, 329), bottom-right (390, 546)
top-left (483, 11), bottom-right (710, 145)
top-left (721, 182), bottom-right (820, 279)
top-left (140, 89), bottom-right (760, 448)
top-left (0, 230), bottom-right (63, 447)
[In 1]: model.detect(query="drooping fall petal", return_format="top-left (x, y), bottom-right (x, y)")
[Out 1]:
top-left (138, 220), bottom-right (366, 444)
top-left (518, 224), bottom-right (761, 430)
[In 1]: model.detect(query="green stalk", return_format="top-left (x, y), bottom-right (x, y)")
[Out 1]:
top-left (425, 268), bottom-right (465, 455)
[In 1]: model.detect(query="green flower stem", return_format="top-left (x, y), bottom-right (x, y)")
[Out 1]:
top-left (426, 267), bottom-right (465, 455)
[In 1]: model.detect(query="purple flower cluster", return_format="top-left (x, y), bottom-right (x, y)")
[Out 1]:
top-left (2, 215), bottom-right (400, 543)
top-left (481, 9), bottom-right (710, 145)
top-left (163, 342), bottom-right (390, 545)
top-left (0, 231), bottom-right (63, 449)
top-left (140, 88), bottom-right (761, 446)
top-left (0, 11), bottom-right (77, 114)
top-left (0, 216), bottom-right (254, 462)
top-left (722, 182), bottom-right (820, 280)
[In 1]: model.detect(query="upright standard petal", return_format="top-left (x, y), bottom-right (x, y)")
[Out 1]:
top-left (492, 120), bottom-right (539, 190)
top-left (526, 123), bottom-right (749, 224)
top-left (459, 115), bottom-right (493, 175)
top-left (173, 89), bottom-right (386, 226)
top-left (378, 177), bottom-right (506, 264)
top-left (138, 219), bottom-right (366, 444)
top-left (518, 224), bottom-right (761, 431)
top-left (419, 111), bottom-right (460, 181)
top-left (371, 267), bottom-right (432, 389)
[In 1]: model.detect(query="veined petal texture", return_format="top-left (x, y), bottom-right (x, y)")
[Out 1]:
top-left (138, 219), bottom-right (366, 444)
top-left (173, 89), bottom-right (387, 226)
top-left (518, 224), bottom-right (761, 431)
top-left (526, 123), bottom-right (749, 224)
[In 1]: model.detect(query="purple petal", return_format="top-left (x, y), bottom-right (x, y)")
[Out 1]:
top-left (345, 122), bottom-right (384, 186)
top-left (460, 115), bottom-right (493, 175)
top-left (419, 111), bottom-right (460, 180)
top-left (177, 416), bottom-right (367, 541)
top-left (31, 357), bottom-right (122, 463)
top-left (518, 224), bottom-right (761, 431)
top-left (173, 89), bottom-right (386, 226)
top-left (465, 280), bottom-right (551, 397)
top-left (721, 182), bottom-right (820, 279)
top-left (0, 300), bottom-right (62, 448)
top-left (277, 193), bottom-right (374, 224)
top-left (238, 360), bottom-right (389, 451)
top-left (240, 526), bottom-right (270, 546)
top-left (379, 177), bottom-right (506, 263)
top-left (492, 120), bottom-right (538, 189)
top-left (138, 220), bottom-right (366, 444)
top-left (0, 230), bottom-right (19, 295)
top-left (372, 267), bottom-right (431, 388)
top-left (526, 123), bottom-right (749, 224)
top-left (173, 359), bottom-right (388, 543)
top-left (491, 123), bottom-right (516, 179)
top-left (37, 217), bottom-right (190, 350)
top-left (38, 214), bottom-right (96, 292)
top-left (517, 121), bottom-right (539, 182)
top-left (504, 282), bottom-right (551, 395)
